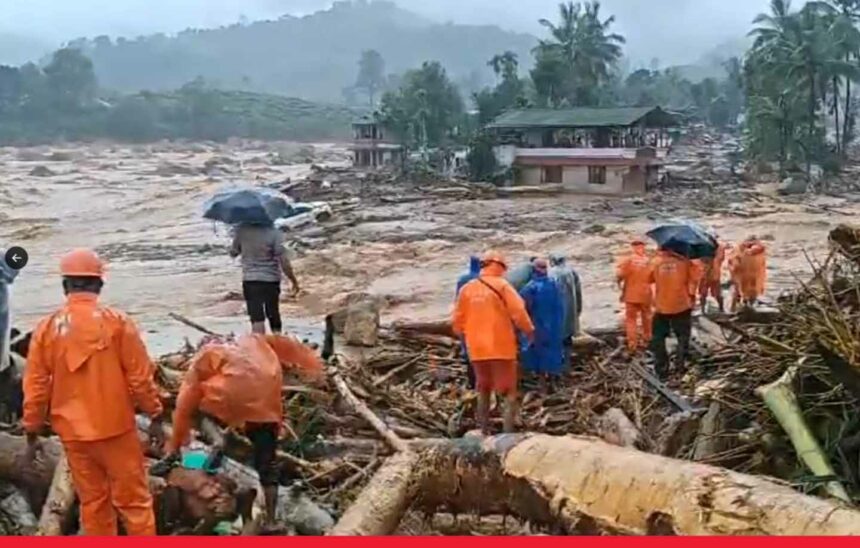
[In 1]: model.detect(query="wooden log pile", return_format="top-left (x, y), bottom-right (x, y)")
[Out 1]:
top-left (5, 225), bottom-right (860, 535)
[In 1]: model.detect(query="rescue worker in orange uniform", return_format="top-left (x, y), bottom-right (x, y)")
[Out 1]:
top-left (452, 251), bottom-right (535, 434)
top-left (164, 333), bottom-right (323, 527)
top-left (648, 246), bottom-right (703, 378)
top-left (616, 238), bottom-right (653, 352)
top-left (699, 237), bottom-right (727, 313)
top-left (733, 236), bottom-right (767, 308)
top-left (23, 248), bottom-right (165, 536)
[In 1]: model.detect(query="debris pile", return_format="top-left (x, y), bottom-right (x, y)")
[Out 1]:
top-left (4, 224), bottom-right (860, 535)
top-left (688, 224), bottom-right (860, 499)
top-left (664, 128), bottom-right (742, 186)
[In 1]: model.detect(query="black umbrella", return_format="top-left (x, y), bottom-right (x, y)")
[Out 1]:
top-left (203, 189), bottom-right (292, 226)
top-left (647, 221), bottom-right (717, 259)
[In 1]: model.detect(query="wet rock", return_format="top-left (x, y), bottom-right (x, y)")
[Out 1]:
top-left (16, 150), bottom-right (47, 162)
top-left (583, 224), bottom-right (606, 235)
top-left (153, 162), bottom-right (198, 177)
top-left (344, 300), bottom-right (380, 347)
top-left (778, 177), bottom-right (807, 196)
top-left (28, 165), bottom-right (56, 177)
top-left (597, 408), bottom-right (641, 448)
top-left (47, 151), bottom-right (74, 162)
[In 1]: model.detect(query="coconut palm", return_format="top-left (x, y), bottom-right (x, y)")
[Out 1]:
top-left (535, 1), bottom-right (625, 106)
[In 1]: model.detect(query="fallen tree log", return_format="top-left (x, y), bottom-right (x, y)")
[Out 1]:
top-left (333, 434), bottom-right (860, 536)
top-left (756, 366), bottom-right (850, 502)
top-left (496, 184), bottom-right (564, 196)
top-left (329, 451), bottom-right (420, 536)
top-left (391, 320), bottom-right (455, 339)
top-left (331, 368), bottom-right (409, 453)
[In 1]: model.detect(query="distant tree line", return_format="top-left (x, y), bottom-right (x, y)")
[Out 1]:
top-left (0, 49), bottom-right (355, 144)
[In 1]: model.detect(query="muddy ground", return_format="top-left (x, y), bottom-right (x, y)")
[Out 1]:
top-left (1, 138), bottom-right (858, 353)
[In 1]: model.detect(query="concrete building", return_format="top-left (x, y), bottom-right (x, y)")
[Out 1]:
top-left (487, 107), bottom-right (678, 195)
top-left (351, 116), bottom-right (404, 169)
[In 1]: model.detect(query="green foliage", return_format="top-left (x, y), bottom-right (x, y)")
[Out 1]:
top-left (43, 48), bottom-right (97, 112)
top-left (379, 61), bottom-right (465, 149)
top-left (533, 1), bottom-right (625, 107)
top-left (744, 0), bottom-right (860, 172)
top-left (0, 49), bottom-right (358, 145)
top-left (474, 52), bottom-right (528, 124)
top-left (354, 50), bottom-right (387, 107)
top-left (466, 132), bottom-right (499, 182)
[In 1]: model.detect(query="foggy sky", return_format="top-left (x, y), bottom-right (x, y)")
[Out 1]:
top-left (1, 0), bottom-right (770, 65)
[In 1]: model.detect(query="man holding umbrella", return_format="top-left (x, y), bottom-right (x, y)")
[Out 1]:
top-left (647, 222), bottom-right (710, 378)
top-left (204, 189), bottom-right (301, 335)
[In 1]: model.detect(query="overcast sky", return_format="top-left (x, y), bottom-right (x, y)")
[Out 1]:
top-left (1, 0), bottom-right (771, 65)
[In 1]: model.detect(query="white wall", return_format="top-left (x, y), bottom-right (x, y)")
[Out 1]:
top-left (560, 166), bottom-right (626, 194)
top-left (493, 145), bottom-right (518, 168)
top-left (518, 166), bottom-right (543, 185)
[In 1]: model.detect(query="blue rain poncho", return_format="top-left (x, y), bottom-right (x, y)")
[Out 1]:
top-left (456, 256), bottom-right (481, 295)
top-left (520, 270), bottom-right (564, 376)
top-left (549, 254), bottom-right (582, 338)
top-left (455, 256), bottom-right (481, 361)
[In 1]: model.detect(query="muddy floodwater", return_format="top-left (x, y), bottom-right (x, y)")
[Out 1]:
top-left (2, 140), bottom-right (859, 353)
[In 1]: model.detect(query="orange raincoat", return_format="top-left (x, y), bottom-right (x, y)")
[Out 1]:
top-left (169, 334), bottom-right (323, 453)
top-left (616, 246), bottom-right (653, 350)
top-left (734, 241), bottom-right (767, 301)
top-left (452, 263), bottom-right (535, 362)
top-left (649, 250), bottom-right (704, 315)
top-left (23, 292), bottom-right (162, 535)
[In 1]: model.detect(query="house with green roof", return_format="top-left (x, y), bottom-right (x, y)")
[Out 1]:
top-left (487, 106), bottom-right (679, 194)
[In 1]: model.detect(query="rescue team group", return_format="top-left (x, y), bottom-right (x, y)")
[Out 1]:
top-left (452, 234), bottom-right (767, 436)
top-left (14, 231), bottom-right (766, 535)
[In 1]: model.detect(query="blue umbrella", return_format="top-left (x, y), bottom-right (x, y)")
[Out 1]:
top-left (203, 189), bottom-right (292, 226)
top-left (647, 221), bottom-right (717, 259)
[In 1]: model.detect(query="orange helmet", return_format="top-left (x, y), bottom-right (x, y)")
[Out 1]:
top-left (60, 248), bottom-right (105, 278)
top-left (480, 250), bottom-right (508, 269)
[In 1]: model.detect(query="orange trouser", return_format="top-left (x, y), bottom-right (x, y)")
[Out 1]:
top-left (62, 429), bottom-right (156, 536)
top-left (624, 303), bottom-right (652, 350)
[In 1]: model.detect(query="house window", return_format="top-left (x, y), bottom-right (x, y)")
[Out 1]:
top-left (543, 166), bottom-right (563, 184)
top-left (588, 166), bottom-right (607, 185)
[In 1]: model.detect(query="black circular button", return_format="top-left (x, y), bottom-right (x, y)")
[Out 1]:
top-left (5, 247), bottom-right (28, 270)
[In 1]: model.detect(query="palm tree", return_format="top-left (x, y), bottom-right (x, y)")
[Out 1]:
top-left (536, 1), bottom-right (625, 106)
top-left (747, 0), bottom-right (859, 173)
top-left (538, 2), bottom-right (581, 65)
top-left (488, 51), bottom-right (519, 82)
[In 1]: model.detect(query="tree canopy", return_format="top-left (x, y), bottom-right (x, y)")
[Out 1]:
top-left (379, 61), bottom-right (465, 149)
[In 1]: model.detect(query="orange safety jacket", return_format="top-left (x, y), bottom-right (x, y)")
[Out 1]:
top-left (169, 334), bottom-right (323, 451)
top-left (23, 293), bottom-right (163, 441)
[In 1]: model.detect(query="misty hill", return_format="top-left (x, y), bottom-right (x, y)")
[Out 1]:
top-left (674, 37), bottom-right (750, 82)
top-left (69, 0), bottom-right (537, 103)
top-left (0, 33), bottom-right (53, 65)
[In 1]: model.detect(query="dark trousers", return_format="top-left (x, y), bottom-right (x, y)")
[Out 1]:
top-left (650, 309), bottom-right (692, 378)
top-left (246, 422), bottom-right (280, 487)
top-left (464, 357), bottom-right (476, 390)
top-left (242, 281), bottom-right (282, 332)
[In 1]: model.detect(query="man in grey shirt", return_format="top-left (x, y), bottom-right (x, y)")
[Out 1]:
top-left (230, 224), bottom-right (300, 334)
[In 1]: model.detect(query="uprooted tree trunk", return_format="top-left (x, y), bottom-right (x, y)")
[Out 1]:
top-left (756, 367), bottom-right (850, 502)
top-left (333, 434), bottom-right (860, 536)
